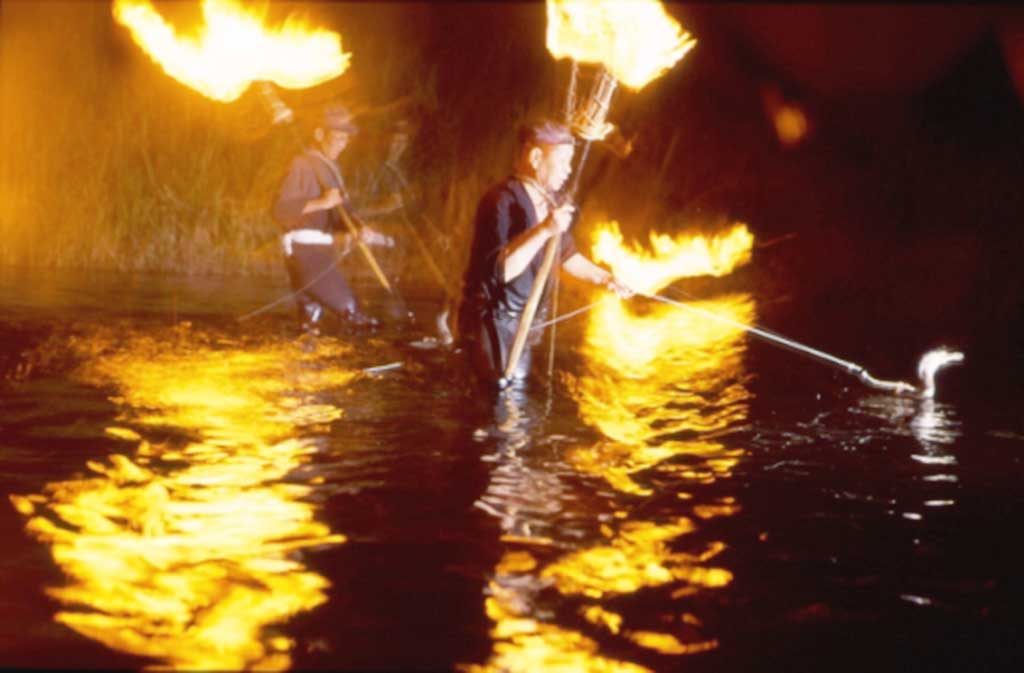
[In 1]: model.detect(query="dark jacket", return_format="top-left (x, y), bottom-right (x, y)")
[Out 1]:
top-left (272, 152), bottom-right (349, 234)
top-left (459, 176), bottom-right (577, 323)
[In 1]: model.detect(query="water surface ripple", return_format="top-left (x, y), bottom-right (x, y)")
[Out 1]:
top-left (1, 273), bottom-right (1022, 671)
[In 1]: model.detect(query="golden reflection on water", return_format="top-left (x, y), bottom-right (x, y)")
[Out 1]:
top-left (464, 547), bottom-right (653, 673)
top-left (469, 287), bottom-right (756, 670)
top-left (557, 292), bottom-right (753, 659)
top-left (10, 324), bottom-right (355, 670)
top-left (567, 294), bottom-right (755, 493)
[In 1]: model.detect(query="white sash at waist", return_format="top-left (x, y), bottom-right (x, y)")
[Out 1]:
top-left (281, 229), bottom-right (333, 256)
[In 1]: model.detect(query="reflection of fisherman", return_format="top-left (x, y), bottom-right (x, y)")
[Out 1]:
top-left (474, 389), bottom-right (565, 539)
top-left (272, 105), bottom-right (394, 332)
top-left (457, 120), bottom-right (632, 385)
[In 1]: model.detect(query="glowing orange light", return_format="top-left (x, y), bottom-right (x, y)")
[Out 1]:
top-left (625, 631), bottom-right (718, 655)
top-left (543, 519), bottom-right (733, 597)
top-left (463, 552), bottom-right (654, 673)
top-left (112, 0), bottom-right (350, 102)
top-left (11, 325), bottom-right (355, 669)
top-left (773, 105), bottom-right (809, 146)
top-left (546, 0), bottom-right (696, 90)
top-left (761, 84), bottom-right (811, 148)
top-left (590, 221), bottom-right (754, 295)
top-left (468, 218), bottom-right (753, 671)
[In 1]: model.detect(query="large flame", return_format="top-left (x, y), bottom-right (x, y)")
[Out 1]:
top-left (546, 0), bottom-right (696, 90)
top-left (591, 221), bottom-right (754, 295)
top-left (112, 0), bottom-right (350, 102)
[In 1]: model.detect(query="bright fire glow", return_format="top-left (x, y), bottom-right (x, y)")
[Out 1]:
top-left (547, 269), bottom-right (748, 663)
top-left (542, 519), bottom-right (732, 598)
top-left (469, 293), bottom-right (750, 668)
top-left (462, 551), bottom-right (654, 673)
top-left (112, 0), bottom-right (350, 102)
top-left (571, 222), bottom-right (755, 489)
top-left (590, 221), bottom-right (754, 295)
top-left (566, 293), bottom-right (754, 494)
top-left (546, 0), bottom-right (696, 90)
top-left (10, 325), bottom-right (355, 669)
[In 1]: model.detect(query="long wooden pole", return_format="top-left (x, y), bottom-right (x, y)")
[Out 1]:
top-left (501, 222), bottom-right (562, 384)
top-left (331, 203), bottom-right (396, 296)
top-left (545, 61), bottom-right (582, 388)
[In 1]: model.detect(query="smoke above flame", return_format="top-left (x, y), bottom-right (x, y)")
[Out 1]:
top-left (546, 0), bottom-right (696, 90)
top-left (590, 221), bottom-right (754, 295)
top-left (112, 0), bottom-right (350, 102)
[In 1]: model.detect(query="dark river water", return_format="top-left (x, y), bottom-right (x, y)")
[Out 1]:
top-left (1, 259), bottom-right (1022, 672)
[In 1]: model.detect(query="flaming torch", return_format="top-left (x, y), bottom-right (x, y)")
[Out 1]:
top-left (112, 0), bottom-right (349, 102)
top-left (111, 0), bottom-right (397, 297)
top-left (501, 0), bottom-right (697, 386)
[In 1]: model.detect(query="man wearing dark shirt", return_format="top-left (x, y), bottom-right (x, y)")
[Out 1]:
top-left (458, 120), bottom-right (632, 386)
top-left (272, 104), bottom-right (393, 332)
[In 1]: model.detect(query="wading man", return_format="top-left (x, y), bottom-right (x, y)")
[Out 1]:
top-left (458, 120), bottom-right (632, 387)
top-left (273, 104), bottom-right (393, 333)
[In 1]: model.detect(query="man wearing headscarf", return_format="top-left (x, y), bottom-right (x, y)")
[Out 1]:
top-left (458, 119), bottom-right (633, 387)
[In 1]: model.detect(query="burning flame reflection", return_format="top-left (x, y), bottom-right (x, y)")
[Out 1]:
top-left (546, 0), bottom-right (696, 90)
top-left (563, 224), bottom-right (755, 658)
top-left (468, 224), bottom-right (755, 669)
top-left (573, 221), bottom-right (754, 496)
top-left (10, 324), bottom-right (355, 670)
top-left (112, 0), bottom-right (350, 102)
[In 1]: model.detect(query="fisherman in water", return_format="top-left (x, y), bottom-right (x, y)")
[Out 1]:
top-left (458, 120), bottom-right (633, 387)
top-left (273, 104), bottom-right (394, 333)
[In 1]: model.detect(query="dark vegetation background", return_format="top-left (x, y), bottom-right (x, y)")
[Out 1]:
top-left (1, 1), bottom-right (1023, 381)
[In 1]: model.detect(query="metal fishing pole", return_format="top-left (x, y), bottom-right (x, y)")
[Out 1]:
top-left (531, 296), bottom-right (608, 331)
top-left (643, 290), bottom-right (963, 398)
top-left (506, 272), bottom-right (963, 399)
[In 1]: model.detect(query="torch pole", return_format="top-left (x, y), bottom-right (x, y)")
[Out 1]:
top-left (335, 202), bottom-right (398, 296)
top-left (501, 68), bottom-right (617, 386)
top-left (257, 82), bottom-right (397, 297)
top-left (544, 60), bottom-right (583, 388)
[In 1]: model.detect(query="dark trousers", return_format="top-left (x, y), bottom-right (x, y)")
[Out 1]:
top-left (284, 243), bottom-right (357, 319)
top-left (459, 308), bottom-right (541, 385)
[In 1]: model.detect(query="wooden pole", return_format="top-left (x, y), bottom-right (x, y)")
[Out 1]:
top-left (501, 224), bottom-right (562, 384)
top-left (332, 205), bottom-right (396, 295)
top-left (545, 60), bottom-right (583, 389)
